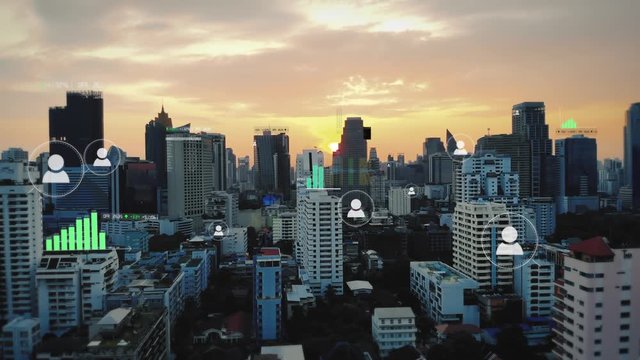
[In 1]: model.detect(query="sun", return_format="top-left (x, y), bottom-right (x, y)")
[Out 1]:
top-left (329, 142), bottom-right (339, 152)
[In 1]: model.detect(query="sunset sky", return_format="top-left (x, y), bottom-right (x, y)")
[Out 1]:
top-left (1, 0), bottom-right (638, 164)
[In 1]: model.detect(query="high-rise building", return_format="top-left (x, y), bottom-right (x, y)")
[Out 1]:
top-left (253, 248), bottom-right (282, 341)
top-left (295, 149), bottom-right (325, 189)
top-left (454, 152), bottom-right (520, 204)
top-left (297, 190), bottom-right (343, 296)
top-left (226, 148), bottom-right (237, 189)
top-left (205, 191), bottom-right (239, 227)
top-left (388, 187), bottom-right (411, 216)
top-left (423, 137), bottom-right (445, 160)
top-left (369, 172), bottom-right (388, 208)
top-left (555, 135), bottom-right (598, 214)
top-left (1, 148), bottom-right (28, 162)
top-left (49, 91), bottom-right (104, 166)
top-left (237, 155), bottom-right (252, 191)
top-left (513, 251), bottom-right (554, 319)
top-left (410, 261), bottom-right (480, 326)
top-left (623, 103), bottom-right (640, 209)
top-left (429, 153), bottom-right (453, 184)
top-left (333, 117), bottom-right (369, 194)
top-left (476, 134), bottom-right (532, 198)
top-left (111, 159), bottom-right (158, 214)
top-left (145, 107), bottom-right (183, 215)
top-left (166, 132), bottom-right (214, 227)
top-left (512, 102), bottom-right (552, 197)
top-left (598, 158), bottom-right (623, 196)
top-left (36, 250), bottom-right (119, 335)
top-left (254, 131), bottom-right (291, 200)
top-left (0, 161), bottom-right (42, 322)
top-left (369, 147), bottom-right (381, 171)
top-left (552, 237), bottom-right (639, 360)
top-left (272, 212), bottom-right (296, 244)
top-left (203, 133), bottom-right (226, 191)
top-left (452, 202), bottom-right (513, 290)
top-left (523, 197), bottom-right (556, 241)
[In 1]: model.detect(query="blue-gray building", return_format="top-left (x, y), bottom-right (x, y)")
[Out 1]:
top-left (253, 248), bottom-right (282, 341)
top-left (555, 135), bottom-right (598, 213)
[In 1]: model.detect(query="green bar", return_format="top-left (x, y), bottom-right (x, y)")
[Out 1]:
top-left (76, 219), bottom-right (83, 251)
top-left (61, 229), bottom-right (68, 251)
top-left (99, 232), bottom-right (106, 250)
top-left (312, 165), bottom-right (318, 188)
top-left (68, 227), bottom-right (76, 251)
top-left (53, 235), bottom-right (60, 251)
top-left (319, 166), bottom-right (325, 188)
top-left (84, 217), bottom-right (91, 250)
top-left (306, 177), bottom-right (312, 188)
top-left (45, 238), bottom-right (53, 251)
top-left (91, 212), bottom-right (98, 250)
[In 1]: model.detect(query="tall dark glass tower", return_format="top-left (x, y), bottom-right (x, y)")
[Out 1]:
top-left (624, 103), bottom-right (640, 209)
top-left (512, 102), bottom-right (552, 197)
top-left (49, 91), bottom-right (104, 166)
top-left (555, 135), bottom-right (597, 197)
top-left (254, 131), bottom-right (291, 200)
top-left (145, 106), bottom-right (173, 189)
top-left (332, 117), bottom-right (369, 194)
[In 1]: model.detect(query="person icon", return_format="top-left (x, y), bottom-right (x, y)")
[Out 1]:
top-left (496, 226), bottom-right (524, 256)
top-left (407, 187), bottom-right (416, 196)
top-left (347, 199), bottom-right (366, 218)
top-left (42, 154), bottom-right (70, 184)
top-left (453, 140), bottom-right (468, 155)
top-left (213, 225), bottom-right (225, 237)
top-left (93, 148), bottom-right (111, 167)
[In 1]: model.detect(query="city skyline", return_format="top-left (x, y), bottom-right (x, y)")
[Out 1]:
top-left (1, 0), bottom-right (639, 162)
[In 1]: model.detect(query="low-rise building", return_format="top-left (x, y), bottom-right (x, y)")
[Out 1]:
top-left (372, 307), bottom-right (417, 358)
top-left (410, 261), bottom-right (480, 326)
top-left (1, 317), bottom-right (41, 360)
top-left (285, 284), bottom-right (316, 319)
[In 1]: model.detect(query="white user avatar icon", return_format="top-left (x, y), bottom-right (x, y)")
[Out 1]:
top-left (213, 225), bottom-right (225, 237)
top-left (347, 199), bottom-right (366, 219)
top-left (93, 148), bottom-right (112, 167)
top-left (42, 154), bottom-right (70, 184)
top-left (496, 226), bottom-right (523, 256)
top-left (407, 187), bottom-right (416, 196)
top-left (453, 140), bottom-right (468, 155)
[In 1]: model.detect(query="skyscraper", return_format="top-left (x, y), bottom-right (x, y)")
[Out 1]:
top-left (203, 133), bottom-right (226, 191)
top-left (49, 91), bottom-right (104, 167)
top-left (254, 131), bottom-right (291, 200)
top-left (145, 106), bottom-right (173, 187)
top-left (298, 190), bottom-right (343, 296)
top-left (333, 117), bottom-right (369, 194)
top-left (253, 248), bottom-right (282, 341)
top-left (423, 137), bottom-right (445, 160)
top-left (166, 132), bottom-right (214, 230)
top-left (0, 161), bottom-right (42, 322)
top-left (226, 148), bottom-right (237, 189)
top-left (555, 135), bottom-right (598, 213)
top-left (111, 159), bottom-right (158, 214)
top-left (476, 134), bottom-right (532, 198)
top-left (624, 103), bottom-right (640, 209)
top-left (512, 102), bottom-right (552, 197)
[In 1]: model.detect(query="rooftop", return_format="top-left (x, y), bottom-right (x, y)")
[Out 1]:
top-left (373, 307), bottom-right (415, 319)
top-left (346, 280), bottom-right (373, 292)
top-left (411, 261), bottom-right (476, 284)
top-left (259, 247), bottom-right (281, 256)
top-left (569, 236), bottom-right (614, 258)
top-left (286, 284), bottom-right (314, 302)
top-left (97, 307), bottom-right (131, 326)
top-left (261, 345), bottom-right (305, 360)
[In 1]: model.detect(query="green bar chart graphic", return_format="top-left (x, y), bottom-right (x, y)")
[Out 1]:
top-left (44, 211), bottom-right (107, 252)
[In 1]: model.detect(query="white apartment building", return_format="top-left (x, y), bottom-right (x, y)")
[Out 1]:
top-left (552, 237), bottom-right (639, 360)
top-left (514, 251), bottom-right (555, 319)
top-left (0, 161), bottom-right (42, 322)
top-left (410, 261), bottom-right (480, 326)
top-left (217, 227), bottom-right (247, 257)
top-left (273, 211), bottom-right (297, 244)
top-left (388, 187), bottom-right (411, 216)
top-left (454, 152), bottom-right (520, 204)
top-left (298, 190), bottom-right (343, 296)
top-left (452, 201), bottom-right (513, 290)
top-left (372, 307), bottom-right (417, 358)
top-left (36, 250), bottom-right (119, 335)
